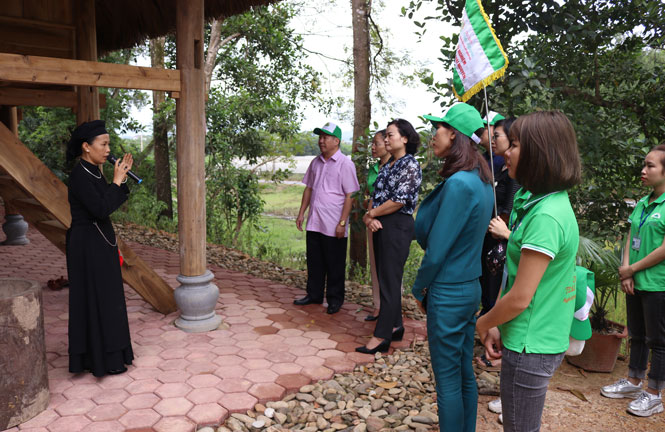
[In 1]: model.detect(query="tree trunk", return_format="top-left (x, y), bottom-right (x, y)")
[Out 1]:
top-left (150, 36), bottom-right (173, 219)
top-left (350, 0), bottom-right (372, 276)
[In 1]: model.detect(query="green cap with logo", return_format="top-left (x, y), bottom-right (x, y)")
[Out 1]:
top-left (423, 102), bottom-right (484, 144)
top-left (482, 111), bottom-right (505, 126)
top-left (570, 266), bottom-right (595, 341)
top-left (313, 122), bottom-right (342, 141)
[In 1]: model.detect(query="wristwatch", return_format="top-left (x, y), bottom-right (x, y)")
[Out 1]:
top-left (339, 220), bottom-right (346, 227)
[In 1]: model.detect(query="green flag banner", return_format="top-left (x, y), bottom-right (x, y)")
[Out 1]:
top-left (452, 0), bottom-right (509, 102)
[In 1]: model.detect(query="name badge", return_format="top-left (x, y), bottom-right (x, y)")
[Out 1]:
top-left (631, 236), bottom-right (641, 251)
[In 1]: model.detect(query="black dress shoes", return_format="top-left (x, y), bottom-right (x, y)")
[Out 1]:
top-left (294, 296), bottom-right (323, 306)
top-left (326, 303), bottom-right (342, 314)
top-left (355, 338), bottom-right (391, 354)
top-left (391, 326), bottom-right (405, 341)
top-left (364, 314), bottom-right (378, 321)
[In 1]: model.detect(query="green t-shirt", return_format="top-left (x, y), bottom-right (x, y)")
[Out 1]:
top-left (367, 161), bottom-right (380, 195)
top-left (628, 192), bottom-right (665, 292)
top-left (498, 188), bottom-right (580, 354)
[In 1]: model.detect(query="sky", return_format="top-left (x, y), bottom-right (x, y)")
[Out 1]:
top-left (129, 0), bottom-right (457, 141)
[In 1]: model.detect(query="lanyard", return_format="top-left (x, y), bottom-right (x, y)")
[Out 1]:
top-left (637, 204), bottom-right (656, 235)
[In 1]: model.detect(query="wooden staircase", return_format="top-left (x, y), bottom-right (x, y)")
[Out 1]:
top-left (0, 122), bottom-right (177, 314)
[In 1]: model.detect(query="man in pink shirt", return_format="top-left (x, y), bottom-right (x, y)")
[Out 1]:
top-left (295, 122), bottom-right (359, 314)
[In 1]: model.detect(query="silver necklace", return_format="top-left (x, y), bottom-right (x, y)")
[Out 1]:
top-left (93, 222), bottom-right (117, 247)
top-left (80, 161), bottom-right (102, 179)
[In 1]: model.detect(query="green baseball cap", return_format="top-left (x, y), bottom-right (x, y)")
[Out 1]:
top-left (313, 122), bottom-right (342, 141)
top-left (482, 111), bottom-right (505, 126)
top-left (570, 266), bottom-right (595, 341)
top-left (423, 102), bottom-right (484, 144)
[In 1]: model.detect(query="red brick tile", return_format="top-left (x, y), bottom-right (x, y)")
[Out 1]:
top-left (253, 326), bottom-right (279, 335)
top-left (242, 358), bottom-right (272, 370)
top-left (98, 375), bottom-right (133, 390)
top-left (266, 351), bottom-right (296, 363)
top-left (118, 408), bottom-right (161, 428)
top-left (301, 366), bottom-right (334, 381)
top-left (218, 392), bottom-right (258, 413)
top-left (157, 358), bottom-right (190, 371)
top-left (244, 369), bottom-right (278, 383)
top-left (55, 398), bottom-right (96, 416)
top-left (295, 356), bottom-right (326, 368)
top-left (155, 382), bottom-right (193, 398)
top-left (157, 370), bottom-right (191, 384)
top-left (336, 342), bottom-right (360, 353)
top-left (311, 338), bottom-right (338, 350)
top-left (345, 351), bottom-right (376, 364)
top-left (274, 373), bottom-right (311, 392)
top-left (122, 393), bottom-right (160, 410)
top-left (152, 416), bottom-right (195, 432)
top-left (324, 356), bottom-right (356, 373)
top-left (212, 354), bottom-right (244, 367)
top-left (17, 409), bottom-right (59, 429)
top-left (270, 363), bottom-right (303, 375)
top-left (80, 420), bottom-right (125, 432)
top-left (86, 403), bottom-right (128, 421)
top-left (213, 365), bottom-right (248, 379)
top-left (248, 383), bottom-right (286, 403)
top-left (186, 402), bottom-right (228, 426)
top-left (186, 374), bottom-right (221, 388)
top-left (186, 362), bottom-right (217, 375)
top-left (288, 345), bottom-right (319, 356)
top-left (62, 383), bottom-right (103, 400)
top-left (92, 389), bottom-right (130, 405)
top-left (235, 340), bottom-right (262, 350)
top-left (47, 415), bottom-right (91, 432)
top-left (154, 397), bottom-right (193, 416)
top-left (217, 377), bottom-right (252, 392)
top-left (237, 348), bottom-right (268, 359)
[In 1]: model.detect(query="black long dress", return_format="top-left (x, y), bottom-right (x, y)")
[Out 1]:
top-left (66, 158), bottom-right (133, 377)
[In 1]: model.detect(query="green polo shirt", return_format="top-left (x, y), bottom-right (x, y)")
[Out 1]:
top-left (628, 192), bottom-right (665, 292)
top-left (367, 162), bottom-right (380, 195)
top-left (498, 188), bottom-right (580, 354)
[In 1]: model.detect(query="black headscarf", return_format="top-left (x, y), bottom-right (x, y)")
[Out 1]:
top-left (66, 120), bottom-right (108, 161)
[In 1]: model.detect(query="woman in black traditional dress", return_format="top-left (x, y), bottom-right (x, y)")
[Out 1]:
top-left (65, 120), bottom-right (134, 377)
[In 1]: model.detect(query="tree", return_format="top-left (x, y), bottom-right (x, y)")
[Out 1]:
top-left (350, 0), bottom-right (372, 275)
top-left (407, 0), bottom-right (665, 240)
top-left (149, 36), bottom-right (174, 219)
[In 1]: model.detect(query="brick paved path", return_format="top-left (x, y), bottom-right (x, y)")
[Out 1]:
top-left (0, 207), bottom-right (426, 432)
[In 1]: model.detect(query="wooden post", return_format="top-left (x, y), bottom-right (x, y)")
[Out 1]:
top-left (0, 105), bottom-right (29, 245)
top-left (74, 0), bottom-right (100, 123)
top-left (173, 0), bottom-right (221, 332)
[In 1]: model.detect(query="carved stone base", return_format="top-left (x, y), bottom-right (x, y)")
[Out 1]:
top-left (2, 214), bottom-right (29, 245)
top-left (174, 270), bottom-right (222, 332)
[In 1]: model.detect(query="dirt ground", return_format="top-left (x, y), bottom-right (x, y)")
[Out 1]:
top-left (475, 358), bottom-right (665, 431)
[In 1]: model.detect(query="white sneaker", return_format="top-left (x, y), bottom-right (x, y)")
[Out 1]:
top-left (627, 391), bottom-right (664, 417)
top-left (498, 414), bottom-right (503, 424)
top-left (488, 398), bottom-right (502, 414)
top-left (600, 378), bottom-right (643, 399)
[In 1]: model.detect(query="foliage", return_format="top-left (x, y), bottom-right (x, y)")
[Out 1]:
top-left (577, 239), bottom-right (622, 332)
top-left (405, 0), bottom-right (665, 242)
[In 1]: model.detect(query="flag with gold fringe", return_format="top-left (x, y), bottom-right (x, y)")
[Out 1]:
top-left (452, 0), bottom-right (508, 102)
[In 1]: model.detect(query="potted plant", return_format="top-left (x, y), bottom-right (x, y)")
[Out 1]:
top-left (567, 238), bottom-right (628, 372)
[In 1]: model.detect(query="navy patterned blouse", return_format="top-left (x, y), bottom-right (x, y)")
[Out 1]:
top-left (372, 153), bottom-right (422, 215)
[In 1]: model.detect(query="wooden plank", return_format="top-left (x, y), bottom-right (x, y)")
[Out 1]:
top-left (34, 220), bottom-right (67, 252)
top-left (0, 53), bottom-right (181, 92)
top-left (0, 16), bottom-right (75, 59)
top-left (0, 122), bottom-right (71, 226)
top-left (118, 238), bottom-right (177, 314)
top-left (75, 0), bottom-right (99, 123)
top-left (0, 87), bottom-right (106, 108)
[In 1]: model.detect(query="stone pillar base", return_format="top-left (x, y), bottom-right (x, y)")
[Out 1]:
top-left (174, 270), bottom-right (222, 332)
top-left (2, 214), bottom-right (29, 245)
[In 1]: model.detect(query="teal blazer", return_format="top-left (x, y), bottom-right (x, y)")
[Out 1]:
top-left (412, 169), bottom-right (494, 301)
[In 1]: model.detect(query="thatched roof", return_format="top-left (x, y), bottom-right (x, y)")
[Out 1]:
top-left (96, 0), bottom-right (276, 53)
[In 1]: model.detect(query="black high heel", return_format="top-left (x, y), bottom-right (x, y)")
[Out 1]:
top-left (355, 339), bottom-right (391, 354)
top-left (364, 314), bottom-right (378, 321)
top-left (391, 326), bottom-right (405, 341)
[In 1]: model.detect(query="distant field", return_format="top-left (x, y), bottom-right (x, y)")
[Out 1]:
top-left (260, 182), bottom-right (305, 219)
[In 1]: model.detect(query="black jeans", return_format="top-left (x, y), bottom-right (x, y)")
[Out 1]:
top-left (626, 289), bottom-right (665, 390)
top-left (305, 231), bottom-right (347, 306)
top-left (373, 212), bottom-right (413, 340)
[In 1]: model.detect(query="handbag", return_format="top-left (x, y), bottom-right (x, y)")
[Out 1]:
top-left (485, 240), bottom-right (507, 276)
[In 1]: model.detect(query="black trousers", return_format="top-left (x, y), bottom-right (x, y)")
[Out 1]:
top-left (626, 289), bottom-right (665, 388)
top-left (306, 231), bottom-right (347, 306)
top-left (479, 232), bottom-right (503, 315)
top-left (373, 212), bottom-right (414, 340)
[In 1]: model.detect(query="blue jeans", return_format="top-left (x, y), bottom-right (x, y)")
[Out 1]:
top-left (426, 280), bottom-right (480, 432)
top-left (500, 348), bottom-right (565, 432)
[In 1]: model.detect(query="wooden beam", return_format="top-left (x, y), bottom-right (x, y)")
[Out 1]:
top-left (0, 53), bottom-right (181, 92)
top-left (0, 87), bottom-right (106, 108)
top-left (0, 16), bottom-right (75, 59)
top-left (75, 0), bottom-right (99, 123)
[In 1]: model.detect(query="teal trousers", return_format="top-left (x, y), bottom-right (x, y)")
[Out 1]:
top-left (426, 279), bottom-right (481, 432)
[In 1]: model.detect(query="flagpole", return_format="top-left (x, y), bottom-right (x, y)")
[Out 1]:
top-left (483, 84), bottom-right (499, 218)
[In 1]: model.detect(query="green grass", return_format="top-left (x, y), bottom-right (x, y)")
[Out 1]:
top-left (260, 182), bottom-right (305, 218)
top-left (234, 215), bottom-right (307, 270)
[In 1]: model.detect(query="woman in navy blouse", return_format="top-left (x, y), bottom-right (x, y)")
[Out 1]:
top-left (414, 103), bottom-right (494, 431)
top-left (358, 118), bottom-right (422, 354)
